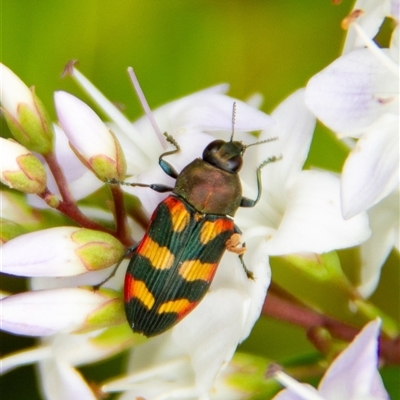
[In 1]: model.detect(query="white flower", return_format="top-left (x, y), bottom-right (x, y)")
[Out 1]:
top-left (305, 5), bottom-right (399, 219)
top-left (271, 319), bottom-right (389, 400)
top-left (304, 2), bottom-right (399, 297)
top-left (357, 189), bottom-right (399, 297)
top-left (1, 67), bottom-right (276, 400)
top-left (237, 89), bottom-right (370, 257)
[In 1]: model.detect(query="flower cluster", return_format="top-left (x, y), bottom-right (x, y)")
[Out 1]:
top-left (0, 1), bottom-right (398, 398)
top-left (305, 0), bottom-right (399, 297)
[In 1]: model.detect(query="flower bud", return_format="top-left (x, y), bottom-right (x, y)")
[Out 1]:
top-left (0, 219), bottom-right (28, 244)
top-left (54, 91), bottom-right (127, 181)
top-left (0, 287), bottom-right (125, 336)
top-left (0, 138), bottom-right (47, 193)
top-left (2, 226), bottom-right (125, 277)
top-left (0, 63), bottom-right (54, 154)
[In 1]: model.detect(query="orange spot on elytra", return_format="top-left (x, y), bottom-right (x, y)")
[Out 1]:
top-left (138, 236), bottom-right (175, 270)
top-left (157, 298), bottom-right (197, 318)
top-left (200, 219), bottom-right (233, 244)
top-left (124, 274), bottom-right (155, 310)
top-left (179, 260), bottom-right (217, 282)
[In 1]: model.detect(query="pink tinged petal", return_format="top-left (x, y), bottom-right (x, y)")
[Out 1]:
top-left (391, 0), bottom-right (400, 21)
top-left (341, 114), bottom-right (399, 218)
top-left (258, 89), bottom-right (316, 199)
top-left (0, 288), bottom-right (110, 336)
top-left (272, 382), bottom-right (323, 400)
top-left (319, 319), bottom-right (389, 400)
top-left (54, 91), bottom-right (117, 161)
top-left (305, 48), bottom-right (399, 136)
top-left (266, 170), bottom-right (371, 255)
top-left (272, 388), bottom-right (309, 400)
top-left (358, 191), bottom-right (399, 297)
top-left (38, 359), bottom-right (97, 400)
top-left (391, 25), bottom-right (399, 62)
top-left (2, 227), bottom-right (88, 277)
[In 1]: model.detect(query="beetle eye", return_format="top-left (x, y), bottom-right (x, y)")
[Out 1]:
top-left (225, 155), bottom-right (242, 172)
top-left (203, 140), bottom-right (224, 163)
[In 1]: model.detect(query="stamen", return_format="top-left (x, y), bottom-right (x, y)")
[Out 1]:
top-left (267, 364), bottom-right (326, 400)
top-left (127, 67), bottom-right (167, 149)
top-left (353, 22), bottom-right (399, 76)
top-left (0, 346), bottom-right (52, 375)
top-left (102, 357), bottom-right (188, 392)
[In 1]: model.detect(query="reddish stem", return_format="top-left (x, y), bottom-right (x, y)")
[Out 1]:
top-left (38, 188), bottom-right (114, 234)
top-left (262, 289), bottom-right (400, 365)
top-left (40, 152), bottom-right (115, 234)
top-left (44, 152), bottom-right (75, 204)
top-left (110, 184), bottom-right (134, 246)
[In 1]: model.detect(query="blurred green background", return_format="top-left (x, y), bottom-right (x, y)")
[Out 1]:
top-left (1, 1), bottom-right (399, 399)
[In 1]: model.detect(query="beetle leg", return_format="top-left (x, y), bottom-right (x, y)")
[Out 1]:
top-left (225, 230), bottom-right (254, 280)
top-left (107, 178), bottom-right (174, 193)
top-left (93, 244), bottom-right (139, 290)
top-left (158, 132), bottom-right (181, 179)
top-left (240, 155), bottom-right (282, 208)
top-left (225, 233), bottom-right (246, 255)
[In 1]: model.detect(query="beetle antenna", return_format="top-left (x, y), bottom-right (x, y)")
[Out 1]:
top-left (230, 102), bottom-right (237, 142)
top-left (127, 67), bottom-right (166, 149)
top-left (245, 136), bottom-right (279, 149)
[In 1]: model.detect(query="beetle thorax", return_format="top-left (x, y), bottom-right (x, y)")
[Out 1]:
top-left (173, 159), bottom-right (242, 216)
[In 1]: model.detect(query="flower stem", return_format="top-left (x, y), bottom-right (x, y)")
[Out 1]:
top-left (262, 287), bottom-right (400, 365)
top-left (109, 184), bottom-right (134, 246)
top-left (39, 151), bottom-right (115, 234)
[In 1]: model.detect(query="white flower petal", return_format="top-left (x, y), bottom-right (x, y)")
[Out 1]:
top-left (0, 288), bottom-right (109, 336)
top-left (172, 289), bottom-right (244, 394)
top-left (40, 330), bottom-right (127, 367)
top-left (272, 388), bottom-right (312, 400)
top-left (305, 48), bottom-right (399, 136)
top-left (259, 89), bottom-right (316, 199)
top-left (319, 319), bottom-right (389, 400)
top-left (341, 114), bottom-right (399, 218)
top-left (38, 359), bottom-right (97, 400)
top-left (358, 190), bottom-right (399, 297)
top-left (342, 0), bottom-right (389, 53)
top-left (266, 170), bottom-right (371, 255)
top-left (140, 93), bottom-right (274, 136)
top-left (2, 227), bottom-right (94, 277)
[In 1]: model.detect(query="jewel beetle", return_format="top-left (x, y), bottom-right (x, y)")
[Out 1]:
top-left (103, 103), bottom-right (278, 337)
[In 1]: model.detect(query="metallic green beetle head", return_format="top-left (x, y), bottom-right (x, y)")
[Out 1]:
top-left (202, 140), bottom-right (245, 173)
top-left (202, 102), bottom-right (270, 173)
